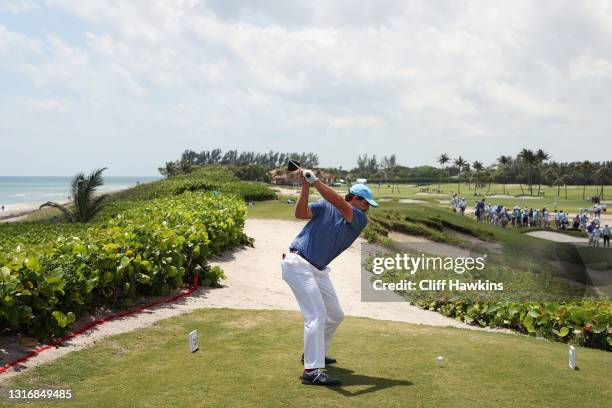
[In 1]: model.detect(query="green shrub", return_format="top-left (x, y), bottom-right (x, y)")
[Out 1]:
top-left (0, 222), bottom-right (89, 252)
top-left (420, 299), bottom-right (611, 351)
top-left (114, 166), bottom-right (275, 202)
top-left (230, 164), bottom-right (272, 183)
top-left (0, 191), bottom-right (250, 338)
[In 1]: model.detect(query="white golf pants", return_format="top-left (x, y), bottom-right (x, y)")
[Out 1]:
top-left (281, 252), bottom-right (344, 369)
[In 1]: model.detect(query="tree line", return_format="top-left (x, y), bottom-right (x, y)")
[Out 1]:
top-left (158, 149), bottom-right (319, 177)
top-left (352, 149), bottom-right (611, 198)
top-left (158, 148), bottom-right (612, 199)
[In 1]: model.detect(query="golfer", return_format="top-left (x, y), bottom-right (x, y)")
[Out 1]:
top-left (281, 169), bottom-right (377, 386)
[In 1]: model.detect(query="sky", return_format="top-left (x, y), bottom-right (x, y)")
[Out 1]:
top-left (1, 0), bottom-right (612, 176)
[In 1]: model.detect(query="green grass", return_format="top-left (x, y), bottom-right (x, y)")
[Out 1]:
top-left (246, 195), bottom-right (298, 220)
top-left (367, 182), bottom-right (610, 215)
top-left (247, 181), bottom-right (611, 222)
top-left (370, 182), bottom-right (611, 200)
top-left (1, 309), bottom-right (609, 408)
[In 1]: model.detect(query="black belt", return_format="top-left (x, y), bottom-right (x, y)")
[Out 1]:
top-left (289, 248), bottom-right (326, 271)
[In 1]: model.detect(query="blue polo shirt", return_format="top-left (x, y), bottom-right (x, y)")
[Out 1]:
top-left (289, 199), bottom-right (368, 269)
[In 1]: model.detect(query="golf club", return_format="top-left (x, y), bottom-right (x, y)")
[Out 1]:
top-left (287, 160), bottom-right (317, 184)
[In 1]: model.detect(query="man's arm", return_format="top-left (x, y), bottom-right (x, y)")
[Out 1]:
top-left (294, 173), bottom-right (312, 219)
top-left (311, 178), bottom-right (354, 223)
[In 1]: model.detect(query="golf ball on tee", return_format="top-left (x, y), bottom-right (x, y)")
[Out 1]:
top-left (437, 356), bottom-right (444, 364)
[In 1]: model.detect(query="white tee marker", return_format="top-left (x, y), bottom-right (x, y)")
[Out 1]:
top-left (568, 346), bottom-right (576, 370)
top-left (189, 330), bottom-right (199, 353)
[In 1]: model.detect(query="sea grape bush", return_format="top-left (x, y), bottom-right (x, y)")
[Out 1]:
top-left (421, 299), bottom-right (611, 351)
top-left (115, 166), bottom-right (276, 202)
top-left (0, 191), bottom-right (250, 338)
top-left (0, 222), bottom-right (89, 253)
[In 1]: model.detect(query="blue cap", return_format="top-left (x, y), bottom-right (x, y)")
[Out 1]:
top-left (349, 184), bottom-right (378, 207)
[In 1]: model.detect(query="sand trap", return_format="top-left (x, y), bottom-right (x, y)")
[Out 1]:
top-left (270, 187), bottom-right (300, 195)
top-left (476, 195), bottom-right (542, 200)
top-left (525, 231), bottom-right (588, 243)
top-left (0, 218), bottom-right (501, 382)
top-left (271, 187), bottom-right (322, 199)
top-left (436, 200), bottom-right (450, 204)
top-left (416, 192), bottom-right (447, 196)
top-left (388, 231), bottom-right (492, 257)
top-left (399, 199), bottom-right (428, 204)
top-left (378, 198), bottom-right (392, 202)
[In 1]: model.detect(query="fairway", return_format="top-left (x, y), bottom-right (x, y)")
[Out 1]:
top-left (1, 309), bottom-right (609, 408)
top-left (250, 183), bottom-right (611, 223)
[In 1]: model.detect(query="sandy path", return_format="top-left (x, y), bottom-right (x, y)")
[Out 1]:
top-left (0, 219), bottom-right (502, 382)
top-left (525, 231), bottom-right (589, 243)
top-left (271, 187), bottom-right (325, 198)
top-left (398, 199), bottom-right (428, 204)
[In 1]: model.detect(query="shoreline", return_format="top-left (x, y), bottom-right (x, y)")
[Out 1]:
top-left (0, 177), bottom-right (160, 222)
top-left (0, 199), bottom-right (74, 223)
top-left (0, 185), bottom-right (142, 223)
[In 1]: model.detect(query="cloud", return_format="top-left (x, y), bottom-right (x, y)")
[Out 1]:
top-left (0, 0), bottom-right (40, 13)
top-left (570, 56), bottom-right (612, 81)
top-left (2, 1), bottom-right (612, 176)
top-left (24, 97), bottom-right (70, 113)
top-left (0, 24), bottom-right (40, 53)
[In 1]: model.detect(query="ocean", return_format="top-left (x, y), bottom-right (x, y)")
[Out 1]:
top-left (0, 176), bottom-right (161, 212)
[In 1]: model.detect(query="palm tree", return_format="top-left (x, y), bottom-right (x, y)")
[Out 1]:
top-left (535, 149), bottom-right (550, 197)
top-left (158, 161), bottom-right (178, 178)
top-left (595, 166), bottom-right (610, 200)
top-left (437, 153), bottom-right (450, 192)
top-left (497, 155), bottom-right (512, 195)
top-left (454, 156), bottom-right (466, 194)
top-left (579, 161), bottom-right (593, 200)
top-left (462, 162), bottom-right (471, 191)
top-left (40, 168), bottom-right (109, 223)
top-left (518, 148), bottom-right (536, 195)
top-left (559, 174), bottom-right (572, 200)
top-left (472, 161), bottom-right (484, 192)
top-left (484, 168), bottom-right (495, 194)
top-left (178, 158), bottom-right (192, 174)
top-left (542, 166), bottom-right (562, 197)
top-left (381, 155), bottom-right (397, 184)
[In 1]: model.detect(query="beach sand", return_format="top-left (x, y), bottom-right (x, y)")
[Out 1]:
top-left (0, 179), bottom-right (158, 223)
top-left (0, 200), bottom-right (73, 222)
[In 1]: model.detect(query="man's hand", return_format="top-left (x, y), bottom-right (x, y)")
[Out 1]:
top-left (302, 169), bottom-right (318, 184)
top-left (296, 169), bottom-right (317, 185)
